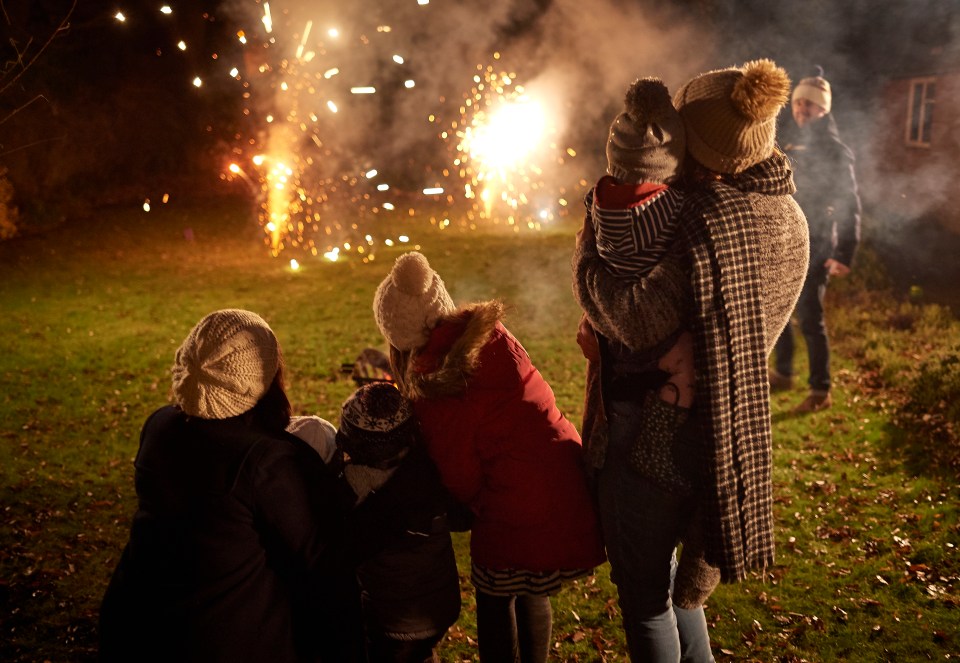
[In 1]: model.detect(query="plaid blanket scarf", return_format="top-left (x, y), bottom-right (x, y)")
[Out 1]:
top-left (681, 152), bottom-right (795, 582)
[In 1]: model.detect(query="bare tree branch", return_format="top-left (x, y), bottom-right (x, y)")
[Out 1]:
top-left (0, 133), bottom-right (65, 159)
top-left (0, 93), bottom-right (49, 127)
top-left (0, 0), bottom-right (78, 97)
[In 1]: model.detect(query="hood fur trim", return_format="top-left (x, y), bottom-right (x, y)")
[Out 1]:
top-left (402, 300), bottom-right (503, 401)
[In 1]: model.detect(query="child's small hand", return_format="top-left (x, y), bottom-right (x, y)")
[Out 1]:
top-left (576, 314), bottom-right (600, 362)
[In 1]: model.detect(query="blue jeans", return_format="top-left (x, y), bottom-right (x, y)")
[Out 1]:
top-left (598, 399), bottom-right (715, 662)
top-left (774, 261), bottom-right (830, 392)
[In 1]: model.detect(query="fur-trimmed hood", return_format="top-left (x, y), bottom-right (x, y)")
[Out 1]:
top-left (400, 300), bottom-right (503, 401)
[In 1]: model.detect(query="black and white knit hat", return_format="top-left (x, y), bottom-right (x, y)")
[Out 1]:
top-left (606, 77), bottom-right (686, 184)
top-left (171, 309), bottom-right (279, 419)
top-left (337, 382), bottom-right (418, 469)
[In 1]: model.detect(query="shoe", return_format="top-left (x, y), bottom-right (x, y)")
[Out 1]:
top-left (793, 390), bottom-right (832, 413)
top-left (768, 369), bottom-right (793, 392)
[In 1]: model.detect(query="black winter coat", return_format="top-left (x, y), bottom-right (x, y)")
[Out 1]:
top-left (349, 447), bottom-right (462, 640)
top-left (99, 406), bottom-right (359, 663)
top-left (782, 114), bottom-right (861, 268)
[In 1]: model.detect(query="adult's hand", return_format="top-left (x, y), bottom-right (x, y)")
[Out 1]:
top-left (824, 258), bottom-right (850, 278)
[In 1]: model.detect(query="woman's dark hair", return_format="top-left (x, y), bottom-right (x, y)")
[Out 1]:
top-left (389, 345), bottom-right (412, 396)
top-left (681, 156), bottom-right (724, 185)
top-left (247, 351), bottom-right (292, 434)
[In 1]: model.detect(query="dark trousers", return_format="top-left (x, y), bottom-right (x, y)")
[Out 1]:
top-left (774, 262), bottom-right (831, 392)
top-left (475, 592), bottom-right (552, 663)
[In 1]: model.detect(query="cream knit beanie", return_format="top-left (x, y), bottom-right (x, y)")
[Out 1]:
top-left (171, 309), bottom-right (280, 419)
top-left (373, 252), bottom-right (455, 351)
top-left (792, 66), bottom-right (832, 114)
top-left (673, 59), bottom-right (791, 174)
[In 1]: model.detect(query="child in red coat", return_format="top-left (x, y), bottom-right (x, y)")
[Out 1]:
top-left (373, 251), bottom-right (605, 663)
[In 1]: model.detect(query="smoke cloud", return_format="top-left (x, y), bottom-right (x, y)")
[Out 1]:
top-left (221, 0), bottom-right (717, 194)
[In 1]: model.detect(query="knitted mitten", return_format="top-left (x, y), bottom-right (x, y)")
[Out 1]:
top-left (673, 511), bottom-right (722, 609)
top-left (344, 464), bottom-right (396, 505)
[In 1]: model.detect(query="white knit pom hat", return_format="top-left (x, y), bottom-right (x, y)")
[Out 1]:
top-left (373, 252), bottom-right (455, 351)
top-left (171, 309), bottom-right (280, 419)
top-left (792, 66), bottom-right (832, 114)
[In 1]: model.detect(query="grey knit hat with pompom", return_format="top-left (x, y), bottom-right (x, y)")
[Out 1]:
top-left (171, 309), bottom-right (279, 419)
top-left (373, 251), bottom-right (455, 351)
top-left (606, 77), bottom-right (686, 184)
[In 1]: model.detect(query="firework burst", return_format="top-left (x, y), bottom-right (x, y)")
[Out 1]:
top-left (433, 57), bottom-right (585, 233)
top-left (114, 2), bottom-right (588, 262)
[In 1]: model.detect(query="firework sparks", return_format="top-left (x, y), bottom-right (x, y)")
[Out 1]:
top-left (435, 59), bottom-right (582, 231)
top-left (212, 4), bottom-right (437, 263)
top-left (118, 1), bottom-right (585, 263)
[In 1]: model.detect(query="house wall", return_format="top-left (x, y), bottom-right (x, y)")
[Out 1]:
top-left (867, 71), bottom-right (960, 233)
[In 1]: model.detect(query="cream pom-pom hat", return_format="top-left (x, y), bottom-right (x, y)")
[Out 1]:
top-left (373, 252), bottom-right (455, 351)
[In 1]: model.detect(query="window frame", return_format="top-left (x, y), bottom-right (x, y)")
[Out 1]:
top-left (905, 76), bottom-right (936, 147)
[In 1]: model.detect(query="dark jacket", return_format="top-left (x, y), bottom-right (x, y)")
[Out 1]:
top-left (349, 447), bottom-right (462, 640)
top-left (99, 406), bottom-right (357, 663)
top-left (782, 114), bottom-right (861, 268)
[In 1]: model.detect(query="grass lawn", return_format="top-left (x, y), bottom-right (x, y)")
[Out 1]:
top-left (1, 198), bottom-right (957, 661)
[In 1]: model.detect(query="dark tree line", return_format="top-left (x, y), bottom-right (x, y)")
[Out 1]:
top-left (0, 0), bottom-right (245, 227)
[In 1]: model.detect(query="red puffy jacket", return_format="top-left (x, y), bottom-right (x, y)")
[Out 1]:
top-left (402, 301), bottom-right (605, 572)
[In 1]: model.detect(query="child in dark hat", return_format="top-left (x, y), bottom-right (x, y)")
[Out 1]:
top-left (291, 382), bottom-right (461, 663)
top-left (577, 77), bottom-right (696, 494)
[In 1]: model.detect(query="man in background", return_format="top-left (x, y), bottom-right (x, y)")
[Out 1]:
top-left (771, 67), bottom-right (862, 413)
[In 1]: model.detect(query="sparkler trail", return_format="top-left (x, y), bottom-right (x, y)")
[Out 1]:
top-left (220, 1), bottom-right (433, 263)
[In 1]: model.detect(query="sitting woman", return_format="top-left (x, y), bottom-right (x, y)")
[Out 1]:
top-left (99, 309), bottom-right (359, 663)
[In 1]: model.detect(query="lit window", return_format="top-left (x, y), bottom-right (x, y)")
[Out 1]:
top-left (906, 77), bottom-right (935, 147)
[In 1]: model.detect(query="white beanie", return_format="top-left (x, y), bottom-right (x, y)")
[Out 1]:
top-left (792, 66), bottom-right (832, 114)
top-left (171, 309), bottom-right (280, 419)
top-left (373, 252), bottom-right (455, 351)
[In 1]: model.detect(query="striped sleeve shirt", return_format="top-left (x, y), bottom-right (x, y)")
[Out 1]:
top-left (586, 178), bottom-right (685, 281)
